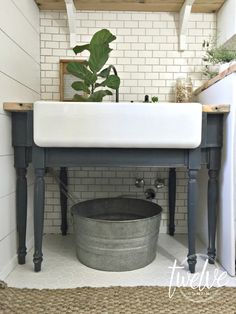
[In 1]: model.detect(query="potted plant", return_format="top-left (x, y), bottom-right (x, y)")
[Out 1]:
top-left (67, 29), bottom-right (120, 102)
top-left (202, 39), bottom-right (236, 78)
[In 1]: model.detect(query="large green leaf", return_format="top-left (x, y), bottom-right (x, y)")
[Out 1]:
top-left (98, 66), bottom-right (112, 78)
top-left (88, 29), bottom-right (116, 73)
top-left (73, 44), bottom-right (90, 55)
top-left (67, 62), bottom-right (97, 86)
top-left (88, 45), bottom-right (112, 73)
top-left (90, 29), bottom-right (116, 47)
top-left (100, 75), bottom-right (120, 90)
top-left (88, 90), bottom-right (112, 102)
top-left (73, 94), bottom-right (88, 102)
top-left (71, 81), bottom-right (90, 94)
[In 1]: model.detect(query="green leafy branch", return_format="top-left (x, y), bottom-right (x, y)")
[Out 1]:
top-left (202, 39), bottom-right (236, 64)
top-left (67, 29), bottom-right (120, 102)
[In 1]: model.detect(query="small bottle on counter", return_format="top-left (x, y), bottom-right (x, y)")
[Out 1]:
top-left (175, 77), bottom-right (193, 103)
top-left (144, 95), bottom-right (149, 103)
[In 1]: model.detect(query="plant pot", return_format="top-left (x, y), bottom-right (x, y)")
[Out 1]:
top-left (219, 61), bottom-right (236, 73)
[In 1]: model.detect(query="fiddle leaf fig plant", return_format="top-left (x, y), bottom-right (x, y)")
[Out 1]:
top-left (67, 29), bottom-right (120, 102)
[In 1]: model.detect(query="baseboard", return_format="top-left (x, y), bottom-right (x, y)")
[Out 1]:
top-left (0, 254), bottom-right (18, 281)
top-left (0, 236), bottom-right (34, 280)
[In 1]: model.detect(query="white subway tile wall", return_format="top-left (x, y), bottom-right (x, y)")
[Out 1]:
top-left (40, 10), bottom-right (216, 234)
top-left (45, 167), bottom-right (188, 234)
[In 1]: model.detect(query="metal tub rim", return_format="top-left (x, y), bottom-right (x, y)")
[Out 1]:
top-left (71, 197), bottom-right (162, 223)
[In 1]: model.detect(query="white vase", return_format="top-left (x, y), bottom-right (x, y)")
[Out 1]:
top-left (219, 61), bottom-right (236, 73)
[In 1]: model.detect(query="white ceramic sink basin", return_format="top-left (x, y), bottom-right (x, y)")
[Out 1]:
top-left (33, 101), bottom-right (202, 148)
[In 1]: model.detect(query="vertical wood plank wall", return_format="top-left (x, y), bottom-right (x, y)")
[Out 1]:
top-left (0, 0), bottom-right (40, 279)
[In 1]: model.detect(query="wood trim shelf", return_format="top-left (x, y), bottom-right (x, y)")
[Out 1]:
top-left (194, 64), bottom-right (236, 96)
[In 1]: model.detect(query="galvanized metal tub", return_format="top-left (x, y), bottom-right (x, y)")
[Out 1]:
top-left (71, 198), bottom-right (162, 271)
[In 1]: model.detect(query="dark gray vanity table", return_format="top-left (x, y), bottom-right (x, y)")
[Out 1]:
top-left (4, 102), bottom-right (229, 274)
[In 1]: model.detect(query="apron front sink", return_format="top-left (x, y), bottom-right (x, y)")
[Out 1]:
top-left (33, 101), bottom-right (202, 148)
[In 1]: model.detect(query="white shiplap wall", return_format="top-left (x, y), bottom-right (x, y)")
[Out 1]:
top-left (0, 0), bottom-right (40, 279)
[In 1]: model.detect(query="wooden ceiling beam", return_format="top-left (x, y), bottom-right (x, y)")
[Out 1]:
top-left (75, 1), bottom-right (182, 12)
top-left (35, 0), bottom-right (225, 13)
top-left (35, 0), bottom-right (66, 10)
top-left (192, 4), bottom-right (224, 13)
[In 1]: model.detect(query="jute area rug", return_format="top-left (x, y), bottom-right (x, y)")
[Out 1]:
top-left (0, 282), bottom-right (235, 314)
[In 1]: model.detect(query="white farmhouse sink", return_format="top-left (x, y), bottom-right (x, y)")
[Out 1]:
top-left (33, 101), bottom-right (202, 148)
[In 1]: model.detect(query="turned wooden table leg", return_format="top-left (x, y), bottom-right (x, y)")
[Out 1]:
top-left (168, 168), bottom-right (176, 236)
top-left (207, 148), bottom-right (221, 264)
top-left (14, 147), bottom-right (29, 265)
top-left (12, 112), bottom-right (33, 265)
top-left (33, 168), bottom-right (45, 272)
top-left (16, 167), bottom-right (27, 264)
top-left (59, 167), bottom-right (68, 235)
top-left (187, 169), bottom-right (198, 273)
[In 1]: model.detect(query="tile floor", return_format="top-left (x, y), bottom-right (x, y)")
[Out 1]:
top-left (6, 234), bottom-right (236, 289)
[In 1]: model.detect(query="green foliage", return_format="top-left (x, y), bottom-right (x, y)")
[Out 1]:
top-left (67, 62), bottom-right (96, 86)
top-left (203, 46), bottom-right (236, 64)
top-left (67, 29), bottom-right (120, 102)
top-left (98, 66), bottom-right (112, 78)
top-left (151, 96), bottom-right (159, 103)
top-left (88, 45), bottom-right (111, 73)
top-left (202, 65), bottom-right (218, 79)
top-left (89, 90), bottom-right (113, 102)
top-left (73, 44), bottom-right (89, 54)
top-left (99, 75), bottom-right (120, 89)
top-left (71, 81), bottom-right (90, 94)
top-left (202, 39), bottom-right (236, 79)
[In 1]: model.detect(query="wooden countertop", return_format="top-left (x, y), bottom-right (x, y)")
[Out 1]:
top-left (3, 102), bottom-right (230, 113)
top-left (194, 63), bottom-right (236, 96)
top-left (4, 103), bottom-right (33, 112)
